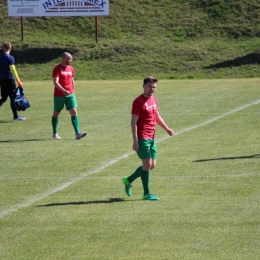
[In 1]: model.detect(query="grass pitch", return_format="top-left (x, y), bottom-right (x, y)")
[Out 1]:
top-left (0, 79), bottom-right (259, 259)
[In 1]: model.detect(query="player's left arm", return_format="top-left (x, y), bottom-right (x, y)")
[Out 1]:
top-left (9, 65), bottom-right (23, 87)
top-left (156, 111), bottom-right (174, 136)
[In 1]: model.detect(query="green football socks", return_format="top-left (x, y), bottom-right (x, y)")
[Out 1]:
top-left (52, 116), bottom-right (80, 134)
top-left (52, 116), bottom-right (59, 134)
top-left (127, 166), bottom-right (142, 183)
top-left (140, 170), bottom-right (150, 195)
top-left (71, 115), bottom-right (80, 134)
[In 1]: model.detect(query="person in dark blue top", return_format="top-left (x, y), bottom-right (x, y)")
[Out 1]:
top-left (0, 42), bottom-right (26, 120)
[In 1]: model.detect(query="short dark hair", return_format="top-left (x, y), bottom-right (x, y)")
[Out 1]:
top-left (143, 76), bottom-right (158, 84)
top-left (3, 42), bottom-right (12, 51)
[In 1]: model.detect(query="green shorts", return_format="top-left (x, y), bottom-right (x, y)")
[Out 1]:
top-left (137, 139), bottom-right (157, 160)
top-left (54, 94), bottom-right (77, 112)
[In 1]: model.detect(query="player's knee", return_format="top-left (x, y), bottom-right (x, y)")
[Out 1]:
top-left (69, 108), bottom-right (77, 116)
top-left (144, 160), bottom-right (156, 171)
top-left (142, 160), bottom-right (152, 171)
top-left (53, 111), bottom-right (60, 117)
top-left (1, 97), bottom-right (8, 103)
top-left (151, 161), bottom-right (156, 170)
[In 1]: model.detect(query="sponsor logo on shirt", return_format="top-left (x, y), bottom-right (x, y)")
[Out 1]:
top-left (61, 69), bottom-right (72, 75)
top-left (142, 102), bottom-right (157, 110)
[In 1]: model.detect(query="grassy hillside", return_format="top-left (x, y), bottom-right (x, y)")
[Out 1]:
top-left (0, 0), bottom-right (260, 80)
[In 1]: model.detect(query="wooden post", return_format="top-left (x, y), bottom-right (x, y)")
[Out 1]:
top-left (21, 17), bottom-right (24, 41)
top-left (95, 16), bottom-right (98, 43)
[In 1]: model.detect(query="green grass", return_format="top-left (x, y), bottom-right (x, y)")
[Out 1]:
top-left (0, 0), bottom-right (259, 80)
top-left (0, 79), bottom-right (259, 259)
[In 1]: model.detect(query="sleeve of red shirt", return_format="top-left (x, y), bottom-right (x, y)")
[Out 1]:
top-left (52, 66), bottom-right (59, 78)
top-left (131, 98), bottom-right (141, 116)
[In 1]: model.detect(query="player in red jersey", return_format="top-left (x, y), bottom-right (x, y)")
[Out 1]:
top-left (51, 52), bottom-right (86, 140)
top-left (122, 76), bottom-right (174, 200)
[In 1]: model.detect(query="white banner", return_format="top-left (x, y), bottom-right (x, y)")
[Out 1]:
top-left (8, 0), bottom-right (109, 17)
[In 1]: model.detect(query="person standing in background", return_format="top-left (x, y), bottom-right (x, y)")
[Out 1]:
top-left (52, 52), bottom-right (86, 140)
top-left (0, 42), bottom-right (26, 121)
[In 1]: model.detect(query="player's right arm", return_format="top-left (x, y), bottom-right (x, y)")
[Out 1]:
top-left (53, 77), bottom-right (70, 96)
top-left (131, 114), bottom-right (139, 152)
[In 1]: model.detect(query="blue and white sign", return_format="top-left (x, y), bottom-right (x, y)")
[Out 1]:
top-left (8, 0), bottom-right (109, 17)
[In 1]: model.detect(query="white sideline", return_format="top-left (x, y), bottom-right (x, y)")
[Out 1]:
top-left (0, 99), bottom-right (259, 219)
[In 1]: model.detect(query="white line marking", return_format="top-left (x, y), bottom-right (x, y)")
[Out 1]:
top-left (157, 99), bottom-right (260, 142)
top-left (0, 99), bottom-right (259, 218)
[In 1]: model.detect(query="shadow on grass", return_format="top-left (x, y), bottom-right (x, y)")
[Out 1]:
top-left (193, 154), bottom-right (260, 162)
top-left (0, 139), bottom-right (47, 142)
top-left (11, 47), bottom-right (77, 64)
top-left (0, 138), bottom-right (84, 142)
top-left (0, 120), bottom-right (13, 123)
top-left (205, 53), bottom-right (260, 69)
top-left (36, 198), bottom-right (139, 207)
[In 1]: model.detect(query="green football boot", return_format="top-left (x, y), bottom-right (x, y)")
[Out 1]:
top-left (143, 193), bottom-right (159, 201)
top-left (122, 177), bottom-right (132, 196)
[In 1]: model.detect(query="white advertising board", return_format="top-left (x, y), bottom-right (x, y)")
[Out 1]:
top-left (8, 0), bottom-right (109, 17)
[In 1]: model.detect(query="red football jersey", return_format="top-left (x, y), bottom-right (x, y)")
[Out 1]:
top-left (52, 64), bottom-right (74, 97)
top-left (131, 94), bottom-right (158, 139)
